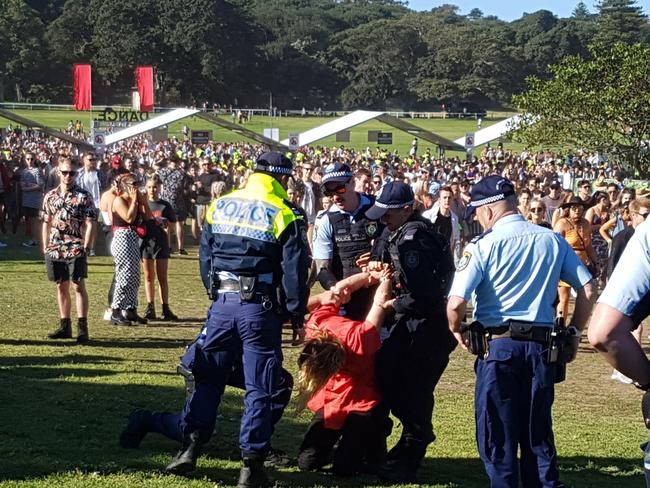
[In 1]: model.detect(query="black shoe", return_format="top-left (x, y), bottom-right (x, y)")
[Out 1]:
top-left (124, 309), bottom-right (147, 325)
top-left (76, 320), bottom-right (89, 344)
top-left (111, 309), bottom-right (132, 326)
top-left (48, 319), bottom-right (72, 339)
top-left (162, 304), bottom-right (179, 321)
top-left (144, 303), bottom-right (156, 320)
top-left (178, 248), bottom-right (188, 255)
top-left (119, 409), bottom-right (150, 449)
top-left (166, 430), bottom-right (202, 475)
top-left (264, 448), bottom-right (293, 468)
top-left (378, 459), bottom-right (417, 484)
top-left (238, 458), bottom-right (272, 488)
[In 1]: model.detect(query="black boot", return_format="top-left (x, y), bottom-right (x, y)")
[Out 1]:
top-left (162, 303), bottom-right (179, 321)
top-left (119, 409), bottom-right (151, 449)
top-left (237, 457), bottom-right (272, 488)
top-left (166, 430), bottom-right (202, 475)
top-left (76, 317), bottom-right (89, 344)
top-left (48, 318), bottom-right (72, 339)
top-left (144, 302), bottom-right (156, 320)
top-left (123, 309), bottom-right (147, 325)
top-left (111, 309), bottom-right (132, 326)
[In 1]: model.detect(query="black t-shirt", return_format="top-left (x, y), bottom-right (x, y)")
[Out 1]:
top-left (195, 172), bottom-right (221, 205)
top-left (433, 212), bottom-right (452, 242)
top-left (149, 199), bottom-right (177, 227)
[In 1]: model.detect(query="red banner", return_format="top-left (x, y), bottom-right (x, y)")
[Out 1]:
top-left (135, 66), bottom-right (154, 112)
top-left (73, 64), bottom-right (92, 111)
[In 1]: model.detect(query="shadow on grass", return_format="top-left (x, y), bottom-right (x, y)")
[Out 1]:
top-left (0, 337), bottom-right (190, 350)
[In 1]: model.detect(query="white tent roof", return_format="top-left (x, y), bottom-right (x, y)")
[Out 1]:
top-left (104, 108), bottom-right (200, 145)
top-left (454, 114), bottom-right (523, 147)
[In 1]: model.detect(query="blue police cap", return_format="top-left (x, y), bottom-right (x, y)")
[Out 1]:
top-left (428, 181), bottom-right (441, 197)
top-left (321, 162), bottom-right (353, 185)
top-left (470, 175), bottom-right (515, 207)
top-left (366, 181), bottom-right (415, 220)
top-left (254, 152), bottom-right (293, 176)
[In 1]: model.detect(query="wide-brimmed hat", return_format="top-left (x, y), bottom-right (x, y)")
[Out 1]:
top-left (559, 196), bottom-right (587, 209)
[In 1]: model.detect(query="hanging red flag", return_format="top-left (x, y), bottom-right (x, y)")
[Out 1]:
top-left (73, 64), bottom-right (92, 111)
top-left (135, 66), bottom-right (154, 112)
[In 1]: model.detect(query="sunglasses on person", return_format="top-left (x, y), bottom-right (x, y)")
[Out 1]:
top-left (60, 170), bottom-right (77, 177)
top-left (323, 184), bottom-right (347, 197)
top-left (569, 205), bottom-right (582, 211)
top-left (530, 207), bottom-right (544, 213)
top-left (634, 211), bottom-right (650, 219)
top-left (372, 180), bottom-right (382, 185)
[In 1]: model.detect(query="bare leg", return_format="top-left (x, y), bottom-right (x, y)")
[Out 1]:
top-left (143, 259), bottom-right (156, 304)
top-left (57, 281), bottom-right (72, 319)
top-left (156, 259), bottom-right (169, 304)
top-left (175, 220), bottom-right (184, 251)
top-left (72, 279), bottom-right (89, 318)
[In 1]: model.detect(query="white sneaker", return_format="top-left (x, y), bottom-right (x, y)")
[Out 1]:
top-left (89, 249), bottom-right (96, 256)
top-left (611, 369), bottom-right (634, 384)
top-left (0, 241), bottom-right (7, 248)
top-left (102, 308), bottom-right (112, 321)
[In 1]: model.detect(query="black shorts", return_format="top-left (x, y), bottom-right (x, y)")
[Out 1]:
top-left (141, 232), bottom-right (171, 260)
top-left (22, 206), bottom-right (40, 218)
top-left (45, 256), bottom-right (88, 283)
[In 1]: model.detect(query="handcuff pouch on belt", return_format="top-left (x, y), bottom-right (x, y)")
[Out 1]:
top-left (461, 321), bottom-right (489, 359)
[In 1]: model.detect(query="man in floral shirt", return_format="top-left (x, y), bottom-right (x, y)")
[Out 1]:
top-left (42, 158), bottom-right (98, 343)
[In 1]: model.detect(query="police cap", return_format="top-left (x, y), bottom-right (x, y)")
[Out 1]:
top-left (366, 181), bottom-right (415, 220)
top-left (254, 152), bottom-right (293, 176)
top-left (321, 162), bottom-right (353, 185)
top-left (470, 175), bottom-right (515, 207)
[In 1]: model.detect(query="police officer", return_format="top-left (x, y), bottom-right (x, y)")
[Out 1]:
top-left (367, 181), bottom-right (457, 482)
top-left (129, 152), bottom-right (309, 487)
top-left (447, 175), bottom-right (595, 488)
top-left (588, 219), bottom-right (650, 485)
top-left (312, 162), bottom-right (383, 320)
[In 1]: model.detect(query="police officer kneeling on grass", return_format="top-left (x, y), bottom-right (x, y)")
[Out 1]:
top-left (120, 152), bottom-right (310, 488)
top-left (368, 181), bottom-right (457, 483)
top-left (446, 176), bottom-right (595, 488)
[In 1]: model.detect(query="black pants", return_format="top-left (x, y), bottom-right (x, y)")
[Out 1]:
top-left (375, 314), bottom-right (455, 471)
top-left (298, 404), bottom-right (391, 476)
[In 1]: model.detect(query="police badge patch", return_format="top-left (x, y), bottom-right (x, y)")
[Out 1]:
top-left (365, 221), bottom-right (379, 238)
top-left (405, 250), bottom-right (419, 269)
top-left (325, 163), bottom-right (336, 172)
top-left (457, 251), bottom-right (472, 271)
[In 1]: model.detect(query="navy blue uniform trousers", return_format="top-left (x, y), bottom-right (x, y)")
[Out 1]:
top-left (475, 338), bottom-right (562, 488)
top-left (147, 292), bottom-right (284, 458)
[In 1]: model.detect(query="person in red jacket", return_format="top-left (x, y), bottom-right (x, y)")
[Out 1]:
top-left (296, 269), bottom-right (393, 476)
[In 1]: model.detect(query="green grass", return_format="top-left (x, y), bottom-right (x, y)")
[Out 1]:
top-left (0, 229), bottom-right (646, 487)
top-left (0, 109), bottom-right (521, 157)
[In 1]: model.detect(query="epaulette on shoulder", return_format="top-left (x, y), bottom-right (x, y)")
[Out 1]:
top-left (470, 228), bottom-right (492, 244)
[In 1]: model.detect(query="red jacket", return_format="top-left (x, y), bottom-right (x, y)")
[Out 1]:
top-left (306, 305), bottom-right (382, 429)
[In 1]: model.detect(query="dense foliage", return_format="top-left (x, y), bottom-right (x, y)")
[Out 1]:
top-left (0, 0), bottom-right (648, 109)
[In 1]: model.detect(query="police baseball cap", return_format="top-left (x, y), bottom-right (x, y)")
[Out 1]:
top-left (428, 181), bottom-right (441, 197)
top-left (470, 175), bottom-right (515, 207)
top-left (321, 162), bottom-right (353, 185)
top-left (366, 181), bottom-right (415, 220)
top-left (254, 152), bottom-right (293, 175)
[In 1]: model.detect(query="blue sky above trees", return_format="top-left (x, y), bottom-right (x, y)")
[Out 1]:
top-left (408, 0), bottom-right (649, 20)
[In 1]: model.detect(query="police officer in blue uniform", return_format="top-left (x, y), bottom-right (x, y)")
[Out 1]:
top-left (123, 152), bottom-right (310, 487)
top-left (589, 219), bottom-right (650, 485)
top-left (367, 181), bottom-right (457, 482)
top-left (447, 175), bottom-right (595, 488)
top-left (312, 162), bottom-right (384, 320)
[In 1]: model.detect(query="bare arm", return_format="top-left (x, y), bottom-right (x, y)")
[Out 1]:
top-left (84, 219), bottom-right (95, 251)
top-left (447, 295), bottom-right (469, 350)
top-left (599, 217), bottom-right (616, 243)
top-left (41, 220), bottom-right (50, 253)
top-left (112, 196), bottom-right (138, 224)
top-left (365, 278), bottom-right (392, 329)
top-left (588, 303), bottom-right (650, 384)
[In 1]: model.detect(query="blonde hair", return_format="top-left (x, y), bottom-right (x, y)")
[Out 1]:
top-left (630, 198), bottom-right (650, 213)
top-left (295, 330), bottom-right (346, 412)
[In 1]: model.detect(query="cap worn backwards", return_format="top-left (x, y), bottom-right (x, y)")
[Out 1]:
top-left (470, 175), bottom-right (515, 208)
top-left (254, 152), bottom-right (293, 176)
top-left (366, 181), bottom-right (415, 220)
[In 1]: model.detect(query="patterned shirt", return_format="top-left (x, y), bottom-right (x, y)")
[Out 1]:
top-left (42, 185), bottom-right (97, 260)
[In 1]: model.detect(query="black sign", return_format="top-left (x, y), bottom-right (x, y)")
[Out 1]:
top-left (191, 130), bottom-right (212, 144)
top-left (377, 132), bottom-right (393, 145)
top-left (95, 109), bottom-right (150, 122)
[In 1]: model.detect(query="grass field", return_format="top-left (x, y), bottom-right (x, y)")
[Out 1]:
top-left (0, 109), bottom-right (523, 157)
top-left (0, 226), bottom-right (647, 488)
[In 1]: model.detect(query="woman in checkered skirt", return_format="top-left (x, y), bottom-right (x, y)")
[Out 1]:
top-left (110, 174), bottom-right (148, 326)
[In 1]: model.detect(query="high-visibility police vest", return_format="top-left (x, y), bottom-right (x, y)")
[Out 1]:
top-left (204, 172), bottom-right (301, 277)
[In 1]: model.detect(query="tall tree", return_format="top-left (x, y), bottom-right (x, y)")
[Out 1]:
top-left (572, 1), bottom-right (591, 18)
top-left (595, 0), bottom-right (647, 46)
top-left (512, 43), bottom-right (650, 177)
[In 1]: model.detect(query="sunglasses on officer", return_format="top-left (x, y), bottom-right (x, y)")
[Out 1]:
top-left (323, 182), bottom-right (348, 197)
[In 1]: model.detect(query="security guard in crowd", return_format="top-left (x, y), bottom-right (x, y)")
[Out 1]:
top-left (312, 162), bottom-right (384, 320)
top-left (447, 175), bottom-right (594, 488)
top-left (367, 181), bottom-right (457, 482)
top-left (125, 152), bottom-right (309, 487)
top-left (588, 219), bottom-right (650, 485)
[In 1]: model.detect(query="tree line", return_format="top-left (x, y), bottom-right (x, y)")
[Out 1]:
top-left (0, 0), bottom-right (647, 110)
